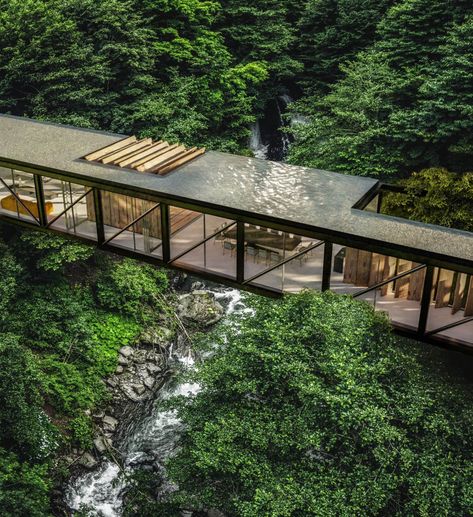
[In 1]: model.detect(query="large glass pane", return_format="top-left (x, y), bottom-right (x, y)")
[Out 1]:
top-left (251, 242), bottom-right (325, 293)
top-left (427, 269), bottom-right (473, 347)
top-left (45, 177), bottom-right (96, 239)
top-left (170, 207), bottom-right (236, 278)
top-left (99, 191), bottom-right (162, 257)
top-left (0, 167), bottom-right (40, 223)
top-left (339, 247), bottom-right (426, 330)
top-left (244, 223), bottom-right (323, 291)
top-left (355, 269), bottom-right (425, 331)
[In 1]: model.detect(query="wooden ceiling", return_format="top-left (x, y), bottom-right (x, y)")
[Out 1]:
top-left (84, 135), bottom-right (205, 175)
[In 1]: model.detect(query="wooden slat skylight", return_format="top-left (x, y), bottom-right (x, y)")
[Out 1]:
top-left (84, 136), bottom-right (205, 175)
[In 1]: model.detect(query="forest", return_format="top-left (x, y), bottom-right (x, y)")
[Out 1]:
top-left (0, 0), bottom-right (472, 515)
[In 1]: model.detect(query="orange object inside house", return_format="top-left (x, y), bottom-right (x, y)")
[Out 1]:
top-left (1, 194), bottom-right (54, 218)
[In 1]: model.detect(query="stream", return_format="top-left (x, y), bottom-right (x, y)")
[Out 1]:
top-left (66, 287), bottom-right (247, 516)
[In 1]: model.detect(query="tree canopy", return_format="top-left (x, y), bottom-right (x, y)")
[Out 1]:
top-left (161, 292), bottom-right (473, 516)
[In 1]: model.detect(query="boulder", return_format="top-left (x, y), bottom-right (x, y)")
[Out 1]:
top-left (119, 346), bottom-right (134, 358)
top-left (115, 365), bottom-right (124, 374)
top-left (140, 325), bottom-right (174, 346)
top-left (143, 376), bottom-right (155, 390)
top-left (133, 383), bottom-right (146, 395)
top-left (177, 290), bottom-right (224, 326)
top-left (147, 364), bottom-right (162, 375)
top-left (94, 436), bottom-right (112, 453)
top-left (78, 452), bottom-right (98, 469)
top-left (102, 415), bottom-right (118, 432)
top-left (118, 355), bottom-right (129, 366)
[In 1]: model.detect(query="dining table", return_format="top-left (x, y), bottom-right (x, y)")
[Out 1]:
top-left (222, 225), bottom-right (301, 252)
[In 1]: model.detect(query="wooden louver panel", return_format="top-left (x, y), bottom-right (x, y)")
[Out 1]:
top-left (84, 135), bottom-right (205, 176)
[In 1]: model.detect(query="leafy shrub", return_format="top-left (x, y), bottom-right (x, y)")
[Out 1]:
top-left (0, 448), bottom-right (51, 517)
top-left (88, 313), bottom-right (141, 377)
top-left (0, 334), bottom-right (57, 461)
top-left (167, 291), bottom-right (473, 516)
top-left (68, 414), bottom-right (94, 450)
top-left (383, 168), bottom-right (473, 231)
top-left (37, 355), bottom-right (107, 415)
top-left (20, 231), bottom-right (94, 271)
top-left (96, 258), bottom-right (168, 318)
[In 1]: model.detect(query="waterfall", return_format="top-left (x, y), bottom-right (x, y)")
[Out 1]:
top-left (278, 94), bottom-right (310, 127)
top-left (66, 288), bottom-right (247, 516)
top-left (249, 121), bottom-right (269, 160)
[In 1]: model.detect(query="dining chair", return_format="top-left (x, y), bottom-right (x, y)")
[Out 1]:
top-left (246, 245), bottom-right (258, 262)
top-left (223, 240), bottom-right (236, 256)
top-left (258, 248), bottom-right (269, 265)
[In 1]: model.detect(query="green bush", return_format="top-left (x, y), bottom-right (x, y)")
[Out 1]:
top-left (167, 291), bottom-right (473, 516)
top-left (0, 334), bottom-right (57, 461)
top-left (0, 448), bottom-right (51, 517)
top-left (96, 258), bottom-right (168, 318)
top-left (88, 313), bottom-right (141, 377)
top-left (68, 414), bottom-right (94, 450)
top-left (383, 168), bottom-right (473, 231)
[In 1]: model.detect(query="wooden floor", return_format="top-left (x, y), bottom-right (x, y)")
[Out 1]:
top-left (170, 207), bottom-right (201, 236)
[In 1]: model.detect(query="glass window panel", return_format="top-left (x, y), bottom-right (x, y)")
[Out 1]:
top-left (99, 191), bottom-right (162, 257)
top-left (427, 269), bottom-right (473, 347)
top-left (251, 243), bottom-right (325, 293)
top-left (0, 168), bottom-right (40, 223)
top-left (170, 207), bottom-right (237, 278)
top-left (356, 270), bottom-right (424, 331)
top-left (170, 208), bottom-right (230, 259)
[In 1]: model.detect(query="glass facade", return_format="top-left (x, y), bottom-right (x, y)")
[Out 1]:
top-left (0, 167), bottom-right (40, 223)
top-left (169, 207), bottom-right (236, 278)
top-left (0, 168), bottom-right (471, 350)
top-left (46, 178), bottom-right (97, 239)
top-left (426, 268), bottom-right (473, 347)
top-left (100, 191), bottom-right (162, 258)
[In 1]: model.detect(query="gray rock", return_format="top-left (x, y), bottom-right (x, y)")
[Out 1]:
top-left (115, 365), bottom-right (124, 374)
top-left (119, 346), bottom-right (134, 358)
top-left (140, 326), bottom-right (174, 346)
top-left (143, 376), bottom-right (155, 390)
top-left (177, 290), bottom-right (224, 326)
top-left (103, 415), bottom-right (118, 432)
top-left (133, 383), bottom-right (146, 395)
top-left (147, 364), bottom-right (162, 375)
top-left (106, 378), bottom-right (118, 388)
top-left (94, 436), bottom-right (112, 453)
top-left (78, 452), bottom-right (98, 469)
top-left (93, 410), bottom-right (105, 420)
top-left (118, 355), bottom-right (129, 366)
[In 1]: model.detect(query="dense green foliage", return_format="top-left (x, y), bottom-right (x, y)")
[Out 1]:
top-left (0, 0), bottom-right (473, 514)
top-left (383, 168), bottom-right (473, 231)
top-left (1, 0), bottom-right (472, 177)
top-left (164, 292), bottom-right (473, 516)
top-left (0, 224), bottom-right (169, 514)
top-left (289, 3), bottom-right (473, 177)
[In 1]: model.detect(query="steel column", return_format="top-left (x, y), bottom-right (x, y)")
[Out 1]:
top-left (418, 265), bottom-right (434, 336)
top-left (236, 221), bottom-right (245, 283)
top-left (33, 174), bottom-right (48, 226)
top-left (93, 189), bottom-right (105, 244)
top-left (322, 241), bottom-right (333, 291)
top-left (160, 203), bottom-right (171, 263)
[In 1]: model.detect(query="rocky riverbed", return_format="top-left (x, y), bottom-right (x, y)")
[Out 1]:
top-left (62, 284), bottom-right (238, 516)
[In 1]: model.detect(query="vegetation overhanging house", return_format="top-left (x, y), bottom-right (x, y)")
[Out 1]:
top-left (0, 114), bottom-right (472, 352)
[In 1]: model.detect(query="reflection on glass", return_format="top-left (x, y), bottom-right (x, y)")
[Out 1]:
top-left (0, 167), bottom-right (40, 223)
top-left (99, 191), bottom-right (162, 257)
top-left (170, 206), bottom-right (236, 278)
top-left (427, 269), bottom-right (473, 346)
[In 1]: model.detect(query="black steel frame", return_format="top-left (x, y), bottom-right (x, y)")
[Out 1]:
top-left (0, 163), bottom-right (472, 354)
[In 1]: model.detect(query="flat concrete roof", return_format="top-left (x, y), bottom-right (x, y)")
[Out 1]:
top-left (0, 114), bottom-right (472, 270)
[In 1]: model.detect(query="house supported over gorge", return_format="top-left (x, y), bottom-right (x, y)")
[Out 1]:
top-left (0, 115), bottom-right (472, 351)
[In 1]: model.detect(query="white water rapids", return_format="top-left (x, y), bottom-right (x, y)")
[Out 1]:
top-left (66, 288), bottom-right (247, 516)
